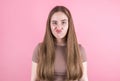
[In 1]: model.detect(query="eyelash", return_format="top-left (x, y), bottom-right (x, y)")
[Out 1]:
top-left (62, 22), bottom-right (66, 24)
top-left (52, 22), bottom-right (66, 25)
top-left (52, 22), bottom-right (57, 25)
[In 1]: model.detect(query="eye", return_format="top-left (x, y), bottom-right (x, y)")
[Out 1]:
top-left (62, 21), bottom-right (66, 25)
top-left (52, 21), bottom-right (57, 25)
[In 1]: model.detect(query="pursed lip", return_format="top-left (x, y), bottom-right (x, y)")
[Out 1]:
top-left (56, 29), bottom-right (62, 33)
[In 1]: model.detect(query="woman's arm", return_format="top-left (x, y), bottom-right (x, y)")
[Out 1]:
top-left (78, 44), bottom-right (88, 81)
top-left (80, 62), bottom-right (88, 81)
top-left (31, 61), bottom-right (38, 81)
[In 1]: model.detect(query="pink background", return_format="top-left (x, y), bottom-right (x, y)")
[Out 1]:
top-left (1, 0), bottom-right (120, 81)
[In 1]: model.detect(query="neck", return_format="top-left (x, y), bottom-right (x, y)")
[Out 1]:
top-left (55, 38), bottom-right (66, 46)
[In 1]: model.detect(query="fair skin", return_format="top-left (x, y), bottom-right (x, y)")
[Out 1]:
top-left (50, 11), bottom-right (68, 46)
top-left (80, 62), bottom-right (88, 81)
top-left (31, 11), bottom-right (88, 81)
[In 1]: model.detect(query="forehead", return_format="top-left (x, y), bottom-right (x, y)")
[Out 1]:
top-left (51, 12), bottom-right (68, 21)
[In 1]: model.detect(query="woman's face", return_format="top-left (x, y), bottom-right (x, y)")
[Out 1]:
top-left (50, 11), bottom-right (69, 39)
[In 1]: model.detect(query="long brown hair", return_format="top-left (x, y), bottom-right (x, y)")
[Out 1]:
top-left (36, 6), bottom-right (83, 81)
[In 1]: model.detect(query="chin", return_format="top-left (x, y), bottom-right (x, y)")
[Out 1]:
top-left (56, 37), bottom-right (64, 39)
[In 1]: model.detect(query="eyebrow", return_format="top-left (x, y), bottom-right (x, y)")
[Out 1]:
top-left (61, 19), bottom-right (67, 21)
top-left (51, 19), bottom-right (67, 22)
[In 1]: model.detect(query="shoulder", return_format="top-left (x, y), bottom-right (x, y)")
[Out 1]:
top-left (34, 42), bottom-right (43, 55)
top-left (78, 44), bottom-right (85, 50)
top-left (78, 44), bottom-right (85, 51)
top-left (78, 43), bottom-right (87, 62)
top-left (36, 42), bottom-right (42, 48)
top-left (32, 42), bottom-right (42, 63)
top-left (34, 42), bottom-right (43, 50)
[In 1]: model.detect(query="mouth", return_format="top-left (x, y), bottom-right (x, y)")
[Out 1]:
top-left (56, 29), bottom-right (62, 33)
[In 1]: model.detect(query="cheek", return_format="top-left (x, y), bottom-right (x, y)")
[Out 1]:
top-left (50, 25), bottom-right (57, 35)
top-left (64, 25), bottom-right (69, 32)
top-left (50, 24), bottom-right (55, 30)
top-left (51, 26), bottom-right (56, 30)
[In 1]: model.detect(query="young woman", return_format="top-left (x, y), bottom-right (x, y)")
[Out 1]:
top-left (31, 6), bottom-right (88, 81)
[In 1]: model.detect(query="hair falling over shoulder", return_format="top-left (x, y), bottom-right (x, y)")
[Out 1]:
top-left (35, 6), bottom-right (83, 81)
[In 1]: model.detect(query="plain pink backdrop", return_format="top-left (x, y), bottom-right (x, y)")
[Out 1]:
top-left (1, 0), bottom-right (120, 81)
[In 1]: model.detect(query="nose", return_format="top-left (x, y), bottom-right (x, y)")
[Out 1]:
top-left (56, 23), bottom-right (62, 30)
